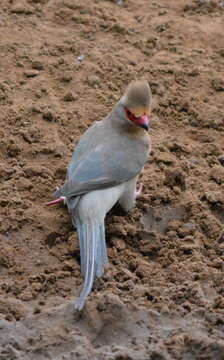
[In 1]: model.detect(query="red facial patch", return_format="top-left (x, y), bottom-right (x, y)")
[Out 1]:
top-left (125, 108), bottom-right (149, 128)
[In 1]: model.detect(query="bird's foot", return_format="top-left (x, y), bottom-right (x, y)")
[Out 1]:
top-left (46, 185), bottom-right (67, 206)
top-left (134, 183), bottom-right (143, 199)
top-left (46, 196), bottom-right (66, 206)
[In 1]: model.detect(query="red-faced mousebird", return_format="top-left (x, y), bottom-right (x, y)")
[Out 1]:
top-left (47, 80), bottom-right (152, 310)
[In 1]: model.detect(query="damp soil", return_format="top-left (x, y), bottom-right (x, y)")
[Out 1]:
top-left (0, 0), bottom-right (224, 359)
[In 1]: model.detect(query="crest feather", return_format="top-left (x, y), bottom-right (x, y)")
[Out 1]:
top-left (125, 80), bottom-right (152, 110)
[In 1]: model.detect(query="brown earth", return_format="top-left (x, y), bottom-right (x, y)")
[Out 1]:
top-left (0, 0), bottom-right (224, 359)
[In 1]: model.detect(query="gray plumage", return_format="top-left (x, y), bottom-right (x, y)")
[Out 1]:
top-left (53, 79), bottom-right (152, 310)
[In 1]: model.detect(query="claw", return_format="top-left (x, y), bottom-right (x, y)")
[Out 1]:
top-left (134, 183), bottom-right (143, 199)
top-left (46, 196), bottom-right (66, 206)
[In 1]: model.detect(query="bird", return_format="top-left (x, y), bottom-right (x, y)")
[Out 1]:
top-left (47, 79), bottom-right (152, 310)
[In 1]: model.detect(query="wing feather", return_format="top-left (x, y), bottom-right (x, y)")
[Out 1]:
top-left (54, 121), bottom-right (149, 198)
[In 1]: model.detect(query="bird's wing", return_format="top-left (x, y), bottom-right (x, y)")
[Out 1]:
top-left (54, 139), bottom-right (148, 198)
top-left (66, 122), bottom-right (101, 180)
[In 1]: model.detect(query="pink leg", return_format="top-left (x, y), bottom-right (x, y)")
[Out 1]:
top-left (134, 183), bottom-right (143, 199)
top-left (46, 196), bottom-right (66, 206)
top-left (46, 187), bottom-right (66, 206)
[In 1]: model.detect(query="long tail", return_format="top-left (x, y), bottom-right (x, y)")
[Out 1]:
top-left (74, 222), bottom-right (108, 311)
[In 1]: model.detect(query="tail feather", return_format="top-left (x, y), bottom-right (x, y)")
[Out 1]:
top-left (95, 225), bottom-right (102, 277)
top-left (76, 224), bottom-right (96, 310)
top-left (101, 225), bottom-right (108, 267)
top-left (96, 225), bottom-right (108, 277)
top-left (76, 224), bottom-right (86, 278)
top-left (74, 223), bottom-right (108, 311)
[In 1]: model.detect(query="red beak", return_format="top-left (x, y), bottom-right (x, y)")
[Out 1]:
top-left (136, 115), bottom-right (149, 130)
top-left (125, 109), bottom-right (150, 130)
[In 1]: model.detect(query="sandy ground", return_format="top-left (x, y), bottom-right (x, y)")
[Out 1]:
top-left (0, 0), bottom-right (224, 359)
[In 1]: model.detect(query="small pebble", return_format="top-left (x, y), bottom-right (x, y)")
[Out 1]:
top-left (77, 54), bottom-right (85, 62)
top-left (24, 70), bottom-right (39, 78)
top-left (217, 154), bottom-right (224, 166)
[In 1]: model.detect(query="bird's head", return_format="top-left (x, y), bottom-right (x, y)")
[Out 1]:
top-left (119, 79), bottom-right (152, 131)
